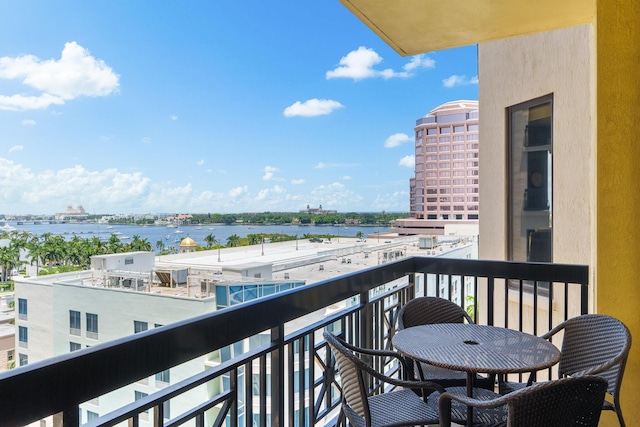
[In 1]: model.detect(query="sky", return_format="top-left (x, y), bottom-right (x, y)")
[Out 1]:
top-left (0, 1), bottom-right (478, 215)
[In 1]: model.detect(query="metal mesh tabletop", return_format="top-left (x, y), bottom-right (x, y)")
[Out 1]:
top-left (392, 324), bottom-right (560, 375)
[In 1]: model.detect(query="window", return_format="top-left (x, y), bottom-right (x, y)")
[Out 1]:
top-left (70, 310), bottom-right (81, 335)
top-left (7, 349), bottom-right (14, 361)
top-left (508, 95), bottom-right (553, 263)
top-left (156, 369), bottom-right (170, 384)
top-left (124, 257), bottom-right (134, 265)
top-left (18, 298), bottom-right (27, 320)
top-left (134, 321), bottom-right (148, 333)
top-left (70, 342), bottom-right (82, 352)
top-left (87, 411), bottom-right (99, 421)
top-left (134, 391), bottom-right (149, 415)
top-left (162, 400), bottom-right (170, 420)
top-left (18, 326), bottom-right (28, 348)
top-left (86, 313), bottom-right (98, 339)
top-left (19, 353), bottom-right (28, 366)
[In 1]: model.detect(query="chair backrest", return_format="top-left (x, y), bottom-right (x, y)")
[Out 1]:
top-left (556, 314), bottom-right (631, 397)
top-left (506, 376), bottom-right (608, 426)
top-left (323, 331), bottom-right (371, 424)
top-left (398, 296), bottom-right (473, 330)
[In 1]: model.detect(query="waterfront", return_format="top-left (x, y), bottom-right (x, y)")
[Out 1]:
top-left (2, 222), bottom-right (390, 248)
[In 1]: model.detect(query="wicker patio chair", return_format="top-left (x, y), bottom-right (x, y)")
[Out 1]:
top-left (499, 314), bottom-right (631, 427)
top-left (440, 375), bottom-right (608, 427)
top-left (324, 330), bottom-right (460, 427)
top-left (397, 297), bottom-right (495, 390)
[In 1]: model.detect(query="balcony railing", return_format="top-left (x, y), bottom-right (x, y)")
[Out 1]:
top-left (0, 257), bottom-right (588, 427)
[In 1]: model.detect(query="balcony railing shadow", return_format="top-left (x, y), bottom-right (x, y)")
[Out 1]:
top-left (0, 257), bottom-right (588, 427)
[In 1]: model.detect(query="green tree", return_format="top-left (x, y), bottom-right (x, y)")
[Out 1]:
top-left (0, 243), bottom-right (20, 283)
top-left (226, 234), bottom-right (241, 247)
top-left (204, 234), bottom-right (217, 249)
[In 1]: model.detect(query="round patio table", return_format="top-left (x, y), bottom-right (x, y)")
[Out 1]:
top-left (392, 323), bottom-right (560, 426)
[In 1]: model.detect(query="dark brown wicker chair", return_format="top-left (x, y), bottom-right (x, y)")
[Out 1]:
top-left (440, 375), bottom-right (608, 427)
top-left (397, 296), bottom-right (494, 390)
top-left (324, 330), bottom-right (461, 427)
top-left (499, 314), bottom-right (631, 427)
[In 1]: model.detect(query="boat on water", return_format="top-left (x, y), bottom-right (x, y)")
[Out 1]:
top-left (0, 224), bottom-right (16, 232)
top-left (118, 235), bottom-right (130, 240)
top-left (174, 229), bottom-right (183, 234)
top-left (167, 224), bottom-right (177, 228)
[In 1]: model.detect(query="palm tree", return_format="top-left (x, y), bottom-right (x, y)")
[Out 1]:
top-left (204, 234), bottom-right (217, 249)
top-left (129, 235), bottom-right (152, 252)
top-left (226, 234), bottom-right (240, 247)
top-left (0, 243), bottom-right (20, 283)
top-left (156, 240), bottom-right (165, 253)
top-left (41, 234), bottom-right (65, 270)
top-left (107, 234), bottom-right (123, 253)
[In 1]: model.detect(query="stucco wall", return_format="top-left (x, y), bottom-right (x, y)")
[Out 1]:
top-left (477, 24), bottom-right (594, 268)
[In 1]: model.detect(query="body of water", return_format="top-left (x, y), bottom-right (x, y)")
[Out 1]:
top-left (4, 222), bottom-right (390, 247)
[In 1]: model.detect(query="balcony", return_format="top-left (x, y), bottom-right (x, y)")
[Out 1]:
top-left (0, 257), bottom-right (588, 426)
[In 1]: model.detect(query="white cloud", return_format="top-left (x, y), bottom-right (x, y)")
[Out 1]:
top-left (313, 162), bottom-right (327, 169)
top-left (0, 41), bottom-right (119, 111)
top-left (384, 133), bottom-right (411, 148)
top-left (21, 119), bottom-right (36, 126)
top-left (398, 155), bottom-right (415, 168)
top-left (442, 74), bottom-right (479, 88)
top-left (170, 115), bottom-right (178, 121)
top-left (197, 159), bottom-right (205, 166)
top-left (291, 179), bottom-right (305, 185)
top-left (228, 186), bottom-right (248, 197)
top-left (342, 175), bottom-right (352, 180)
top-left (403, 54), bottom-right (435, 72)
top-left (283, 98), bottom-right (343, 117)
top-left (308, 182), bottom-right (364, 208)
top-left (0, 93), bottom-right (64, 111)
top-left (0, 159), bottom-right (152, 210)
top-left (256, 185), bottom-right (286, 201)
top-left (326, 47), bottom-right (435, 81)
top-left (9, 145), bottom-right (23, 153)
top-left (142, 137), bottom-right (151, 144)
top-left (262, 165), bottom-right (281, 181)
top-left (372, 190), bottom-right (409, 211)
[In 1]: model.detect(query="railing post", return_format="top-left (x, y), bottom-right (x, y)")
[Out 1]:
top-left (359, 290), bottom-right (373, 350)
top-left (270, 324), bottom-right (285, 426)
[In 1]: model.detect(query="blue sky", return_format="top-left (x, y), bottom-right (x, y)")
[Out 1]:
top-left (0, 1), bottom-right (478, 215)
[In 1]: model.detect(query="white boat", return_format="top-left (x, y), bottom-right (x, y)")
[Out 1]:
top-left (174, 229), bottom-right (183, 234)
top-left (167, 224), bottom-right (177, 228)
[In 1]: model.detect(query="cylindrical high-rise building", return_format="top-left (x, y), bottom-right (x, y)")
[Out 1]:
top-left (394, 100), bottom-right (479, 235)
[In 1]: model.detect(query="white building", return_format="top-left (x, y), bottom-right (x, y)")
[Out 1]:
top-left (13, 236), bottom-right (476, 424)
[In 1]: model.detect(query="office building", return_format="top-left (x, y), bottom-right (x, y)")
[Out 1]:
top-left (393, 100), bottom-right (479, 236)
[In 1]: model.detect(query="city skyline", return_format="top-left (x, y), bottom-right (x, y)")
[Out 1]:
top-left (0, 2), bottom-right (478, 215)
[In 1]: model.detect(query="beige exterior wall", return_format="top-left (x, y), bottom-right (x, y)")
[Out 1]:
top-left (478, 25), bottom-right (594, 271)
top-left (476, 26), bottom-right (594, 335)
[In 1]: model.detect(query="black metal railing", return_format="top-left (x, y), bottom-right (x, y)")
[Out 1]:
top-left (0, 257), bottom-right (588, 427)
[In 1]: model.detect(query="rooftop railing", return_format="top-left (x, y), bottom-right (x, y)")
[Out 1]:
top-left (0, 257), bottom-right (588, 427)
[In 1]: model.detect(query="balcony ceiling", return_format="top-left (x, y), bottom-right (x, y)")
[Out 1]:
top-left (338, 0), bottom-right (594, 56)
